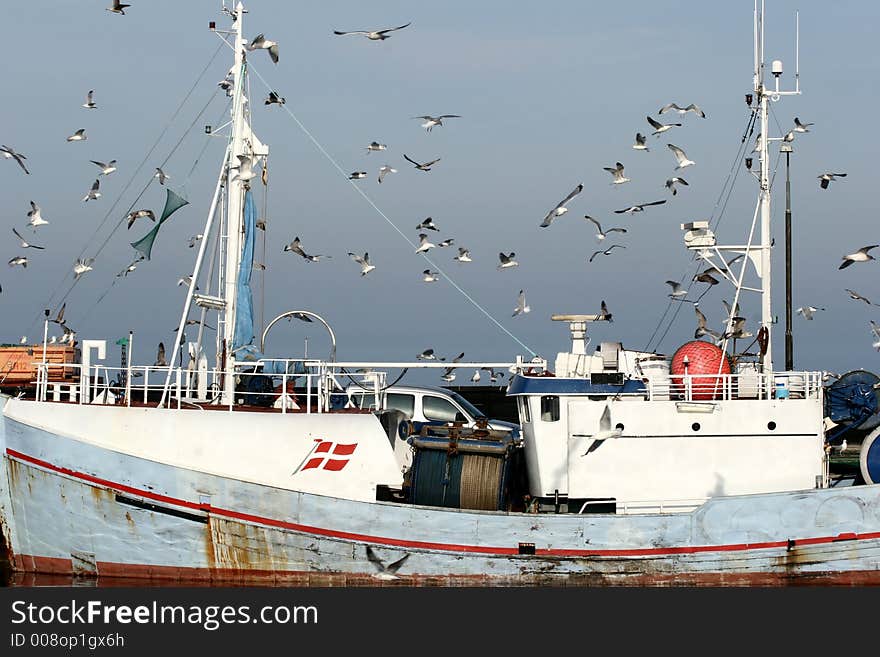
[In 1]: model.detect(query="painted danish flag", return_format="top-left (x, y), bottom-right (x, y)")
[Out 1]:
top-left (301, 440), bottom-right (358, 472)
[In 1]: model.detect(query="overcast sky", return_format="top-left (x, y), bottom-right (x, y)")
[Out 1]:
top-left (3, 1), bottom-right (879, 385)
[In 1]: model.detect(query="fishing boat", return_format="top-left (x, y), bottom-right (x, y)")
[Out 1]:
top-left (2, 1), bottom-right (880, 586)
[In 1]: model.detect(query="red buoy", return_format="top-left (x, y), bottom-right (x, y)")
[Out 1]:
top-left (670, 341), bottom-right (731, 400)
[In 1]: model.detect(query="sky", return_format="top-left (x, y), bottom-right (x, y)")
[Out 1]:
top-left (3, 0), bottom-right (879, 386)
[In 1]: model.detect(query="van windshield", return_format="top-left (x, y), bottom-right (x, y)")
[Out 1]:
top-left (444, 391), bottom-right (486, 420)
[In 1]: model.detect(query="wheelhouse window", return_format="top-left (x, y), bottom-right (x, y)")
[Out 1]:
top-left (540, 396), bottom-right (560, 422)
top-left (423, 395), bottom-right (466, 423)
top-left (519, 397), bottom-right (531, 423)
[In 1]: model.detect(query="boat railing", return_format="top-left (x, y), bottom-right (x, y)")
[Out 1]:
top-left (577, 498), bottom-right (710, 515)
top-left (643, 370), bottom-right (823, 402)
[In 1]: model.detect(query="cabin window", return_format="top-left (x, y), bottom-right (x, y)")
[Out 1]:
top-left (540, 396), bottom-right (560, 422)
top-left (423, 396), bottom-right (466, 423)
top-left (519, 398), bottom-right (531, 423)
top-left (385, 393), bottom-right (415, 418)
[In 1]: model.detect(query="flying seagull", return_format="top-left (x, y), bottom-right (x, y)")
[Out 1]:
top-left (73, 258), bottom-right (95, 280)
top-left (412, 114), bottom-right (460, 132)
top-left (334, 23), bottom-right (411, 41)
top-left (845, 288), bottom-right (880, 306)
top-left (632, 133), bottom-right (649, 152)
top-left (585, 216), bottom-right (627, 242)
top-left (348, 171), bottom-right (367, 180)
top-left (247, 33), bottom-right (279, 63)
top-left (366, 141), bottom-right (387, 153)
top-left (50, 303), bottom-right (66, 327)
top-left (659, 103), bottom-right (706, 118)
top-left (348, 251), bottom-right (375, 276)
top-left (27, 201), bottom-right (48, 230)
top-left (438, 238), bottom-right (454, 248)
top-left (667, 144), bottom-right (695, 170)
top-left (589, 244), bottom-right (626, 263)
top-left (603, 162), bottom-right (630, 185)
top-left (415, 233), bottom-right (436, 254)
top-left (512, 290), bottom-right (530, 317)
top-left (403, 153), bottom-right (441, 171)
top-left (871, 321), bottom-right (880, 351)
top-left (647, 115), bottom-right (681, 136)
top-left (614, 199), bottom-right (666, 214)
top-left (283, 236), bottom-right (309, 258)
top-left (8, 256), bottom-right (28, 268)
top-left (66, 129), bottom-right (87, 142)
top-left (126, 209), bottom-right (155, 230)
top-left (264, 90), bottom-right (285, 106)
top-left (694, 305), bottom-right (722, 341)
top-left (154, 167), bottom-right (170, 185)
top-left (454, 248), bottom-right (472, 263)
top-left (796, 305), bottom-right (825, 320)
top-left (839, 245), bottom-right (878, 269)
top-left (82, 179), bottom-right (101, 202)
top-left (793, 117), bottom-right (814, 133)
top-left (666, 280), bottom-right (688, 299)
top-left (665, 177), bottom-right (689, 195)
top-left (91, 159), bottom-right (117, 176)
top-left (187, 234), bottom-right (203, 248)
top-left (417, 349), bottom-right (436, 360)
top-left (422, 269), bottom-right (440, 283)
top-left (367, 544), bottom-right (409, 579)
top-left (540, 183), bottom-right (583, 227)
top-left (416, 217), bottom-right (439, 231)
top-left (82, 90), bottom-right (97, 109)
top-left (581, 405), bottom-right (622, 456)
top-left (12, 227), bottom-right (44, 250)
top-left (1, 145), bottom-right (30, 174)
top-left (818, 172), bottom-right (846, 189)
top-left (599, 300), bottom-right (613, 322)
top-left (106, 0), bottom-right (130, 15)
top-left (378, 165), bottom-right (397, 183)
top-left (154, 342), bottom-right (167, 367)
top-left (497, 252), bottom-right (519, 270)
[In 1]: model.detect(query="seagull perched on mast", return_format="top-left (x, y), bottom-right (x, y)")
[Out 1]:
top-left (839, 245), bottom-right (878, 269)
top-left (1, 145), bottom-right (30, 174)
top-left (334, 23), bottom-right (411, 41)
top-left (412, 114), bottom-right (460, 132)
top-left (540, 184), bottom-right (583, 227)
top-left (247, 33), bottom-right (279, 63)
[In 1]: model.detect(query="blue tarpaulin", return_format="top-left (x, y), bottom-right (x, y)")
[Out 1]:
top-left (232, 189), bottom-right (256, 351)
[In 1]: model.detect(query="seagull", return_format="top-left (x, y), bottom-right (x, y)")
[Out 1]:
top-left (666, 280), bottom-right (688, 298)
top-left (647, 115), bottom-right (681, 136)
top-left (632, 132), bottom-right (649, 152)
top-left (783, 130), bottom-right (795, 143)
top-left (839, 245), bottom-right (878, 269)
top-left (177, 275), bottom-right (195, 287)
top-left (752, 132), bottom-right (763, 153)
top-left (416, 217), bottom-right (439, 231)
top-left (283, 236), bottom-right (310, 258)
top-left (694, 305), bottom-right (722, 341)
top-left (829, 439), bottom-right (848, 456)
top-left (818, 172), bottom-right (846, 189)
top-left (403, 154), bottom-right (441, 171)
top-left (50, 303), bottom-right (66, 327)
top-left (187, 234), bottom-right (203, 248)
top-left (91, 159), bottom-right (117, 175)
top-left (454, 248), bottom-right (472, 263)
top-left (584, 216), bottom-right (627, 242)
top-left (440, 369), bottom-right (456, 383)
top-left (264, 90), bottom-right (285, 106)
top-left (412, 114), bottom-right (460, 132)
top-left (667, 144), bottom-right (695, 170)
top-left (796, 305), bottom-right (825, 320)
top-left (116, 261), bottom-right (139, 277)
top-left (154, 342), bottom-right (167, 367)
top-left (348, 171), bottom-right (367, 180)
top-left (8, 256), bottom-right (28, 268)
top-left (659, 103), bottom-right (706, 118)
top-left (470, 369), bottom-right (481, 383)
top-left (603, 162), bottom-right (630, 185)
top-left (844, 289), bottom-right (880, 306)
top-left (613, 199), bottom-right (666, 214)
top-left (348, 252), bottom-right (375, 276)
top-left (378, 165), bottom-right (397, 183)
top-left (73, 258), bottom-right (95, 280)
top-left (1, 145), bottom-right (30, 174)
top-left (665, 177), bottom-right (689, 195)
top-left (581, 405), bottom-right (622, 456)
top-left (154, 167), bottom-right (170, 185)
top-left (599, 300), bottom-right (613, 322)
top-left (233, 155), bottom-right (255, 181)
top-left (66, 129), bottom-right (87, 142)
top-left (794, 117), bottom-right (813, 133)
top-left (417, 349), bottom-right (436, 360)
top-left (589, 244), bottom-right (626, 263)
top-left (871, 320), bottom-right (880, 351)
top-left (106, 0), bottom-right (130, 15)
top-left (497, 252), bottom-right (519, 270)
top-left (513, 290), bottom-right (530, 317)
top-left (126, 209), bottom-right (155, 230)
top-left (174, 319), bottom-right (215, 332)
top-left (334, 23), bottom-right (411, 41)
top-left (422, 269), bottom-right (440, 283)
top-left (366, 141), bottom-right (387, 153)
top-left (82, 90), bottom-right (97, 109)
top-left (82, 179), bottom-right (101, 202)
top-left (415, 233), bottom-right (436, 254)
top-left (540, 183), bottom-right (583, 227)
top-left (12, 227), bottom-right (44, 250)
top-left (438, 238), bottom-right (455, 248)
top-left (694, 270), bottom-right (720, 286)
top-left (26, 202), bottom-right (48, 230)
top-left (247, 33), bottom-right (279, 63)
top-left (19, 336), bottom-right (27, 345)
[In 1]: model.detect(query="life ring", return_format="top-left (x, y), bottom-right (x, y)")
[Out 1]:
top-left (757, 326), bottom-right (769, 356)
